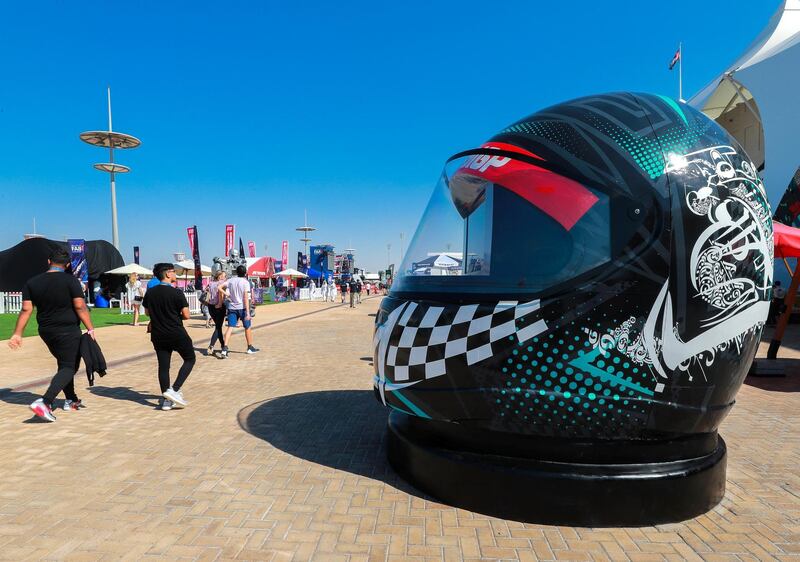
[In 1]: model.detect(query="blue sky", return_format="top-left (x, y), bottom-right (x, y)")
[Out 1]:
top-left (0, 1), bottom-right (775, 271)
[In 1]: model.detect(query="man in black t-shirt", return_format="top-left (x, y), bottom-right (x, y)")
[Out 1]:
top-left (142, 263), bottom-right (195, 410)
top-left (9, 247), bottom-right (96, 422)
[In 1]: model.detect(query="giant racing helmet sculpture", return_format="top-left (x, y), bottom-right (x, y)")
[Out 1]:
top-left (373, 93), bottom-right (773, 525)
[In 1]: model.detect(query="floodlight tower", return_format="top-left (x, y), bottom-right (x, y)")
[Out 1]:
top-left (296, 209), bottom-right (316, 257)
top-left (80, 88), bottom-right (141, 250)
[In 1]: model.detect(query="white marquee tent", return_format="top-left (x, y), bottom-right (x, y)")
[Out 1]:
top-left (691, 0), bottom-right (800, 210)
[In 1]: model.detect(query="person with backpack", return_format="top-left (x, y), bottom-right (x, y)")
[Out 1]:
top-left (8, 247), bottom-right (96, 421)
top-left (204, 270), bottom-right (228, 356)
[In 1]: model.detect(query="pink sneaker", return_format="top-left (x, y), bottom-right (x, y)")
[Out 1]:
top-left (30, 399), bottom-right (56, 422)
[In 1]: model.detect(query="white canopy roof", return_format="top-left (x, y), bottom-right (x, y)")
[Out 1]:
top-left (105, 263), bottom-right (153, 276)
top-left (274, 268), bottom-right (308, 278)
top-left (691, 1), bottom-right (800, 209)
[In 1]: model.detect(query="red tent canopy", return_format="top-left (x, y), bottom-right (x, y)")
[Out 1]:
top-left (773, 222), bottom-right (800, 259)
top-left (247, 257), bottom-right (275, 278)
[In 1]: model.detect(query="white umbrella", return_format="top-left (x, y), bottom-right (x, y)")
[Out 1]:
top-left (105, 263), bottom-right (153, 276)
top-left (173, 259), bottom-right (212, 276)
top-left (274, 268), bottom-right (308, 278)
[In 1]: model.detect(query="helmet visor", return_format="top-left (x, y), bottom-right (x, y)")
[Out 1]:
top-left (392, 148), bottom-right (612, 296)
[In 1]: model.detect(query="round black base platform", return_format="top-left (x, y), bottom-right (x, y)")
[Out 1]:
top-left (386, 412), bottom-right (726, 526)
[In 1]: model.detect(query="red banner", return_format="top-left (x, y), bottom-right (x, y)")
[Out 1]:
top-left (187, 227), bottom-right (195, 256)
top-left (248, 241), bottom-right (256, 258)
top-left (225, 225), bottom-right (235, 257)
top-left (281, 240), bottom-right (288, 270)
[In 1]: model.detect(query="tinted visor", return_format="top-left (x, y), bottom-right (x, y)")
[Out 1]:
top-left (392, 147), bottom-right (613, 295)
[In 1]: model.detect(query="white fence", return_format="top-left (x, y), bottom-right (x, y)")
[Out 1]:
top-left (120, 292), bottom-right (201, 314)
top-left (0, 292), bottom-right (23, 314)
top-left (0, 291), bottom-right (203, 316)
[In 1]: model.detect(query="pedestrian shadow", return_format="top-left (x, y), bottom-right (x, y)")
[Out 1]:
top-left (0, 389), bottom-right (60, 423)
top-left (0, 388), bottom-right (41, 406)
top-left (237, 390), bottom-right (427, 498)
top-left (89, 385), bottom-right (161, 408)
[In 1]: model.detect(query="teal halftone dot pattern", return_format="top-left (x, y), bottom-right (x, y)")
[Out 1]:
top-left (505, 113), bottom-right (710, 181)
top-left (493, 315), bottom-right (652, 437)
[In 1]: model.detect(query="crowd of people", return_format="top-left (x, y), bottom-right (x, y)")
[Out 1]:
top-left (8, 249), bottom-right (263, 421)
top-left (8, 248), bottom-right (391, 422)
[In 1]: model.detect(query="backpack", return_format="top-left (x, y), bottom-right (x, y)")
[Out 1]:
top-left (199, 288), bottom-right (210, 305)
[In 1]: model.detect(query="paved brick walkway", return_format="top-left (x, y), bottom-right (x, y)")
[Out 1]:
top-left (0, 298), bottom-right (799, 560)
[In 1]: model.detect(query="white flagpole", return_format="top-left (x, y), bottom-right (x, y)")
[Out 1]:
top-left (679, 42), bottom-right (684, 102)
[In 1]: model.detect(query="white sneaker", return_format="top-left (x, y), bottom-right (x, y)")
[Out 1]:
top-left (160, 398), bottom-right (173, 411)
top-left (63, 399), bottom-right (82, 411)
top-left (163, 387), bottom-right (187, 407)
top-left (30, 398), bottom-right (56, 422)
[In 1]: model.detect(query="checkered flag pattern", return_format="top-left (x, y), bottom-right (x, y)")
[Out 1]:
top-left (376, 300), bottom-right (548, 384)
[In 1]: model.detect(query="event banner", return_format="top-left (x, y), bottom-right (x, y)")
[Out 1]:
top-left (133, 246), bottom-right (140, 265)
top-left (68, 239), bottom-right (88, 285)
top-left (248, 241), bottom-right (256, 258)
top-left (297, 251), bottom-right (309, 270)
top-left (187, 227), bottom-right (195, 256)
top-left (191, 225), bottom-right (203, 290)
top-left (281, 240), bottom-right (288, 270)
top-left (225, 224), bottom-right (235, 256)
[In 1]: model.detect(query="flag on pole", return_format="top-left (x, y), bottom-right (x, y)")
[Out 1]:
top-left (669, 47), bottom-right (681, 70)
top-left (225, 225), bottom-right (234, 256)
top-left (191, 225), bottom-right (203, 290)
top-left (239, 237), bottom-right (246, 258)
top-left (187, 227), bottom-right (195, 256)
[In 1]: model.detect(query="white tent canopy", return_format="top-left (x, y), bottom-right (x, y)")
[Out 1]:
top-left (691, 0), bottom-right (800, 210)
top-left (105, 263), bottom-right (154, 276)
top-left (274, 268), bottom-right (308, 278)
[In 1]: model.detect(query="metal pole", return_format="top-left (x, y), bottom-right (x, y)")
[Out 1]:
top-left (679, 42), bottom-right (684, 102)
top-left (107, 88), bottom-right (120, 249)
top-left (107, 87), bottom-right (113, 131)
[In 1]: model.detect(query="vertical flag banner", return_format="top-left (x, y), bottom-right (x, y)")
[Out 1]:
top-left (187, 227), bottom-right (195, 256)
top-left (248, 241), bottom-right (256, 258)
top-left (68, 239), bottom-right (88, 285)
top-left (239, 237), bottom-right (246, 258)
top-left (133, 246), bottom-right (140, 265)
top-left (225, 225), bottom-right (235, 256)
top-left (191, 225), bottom-right (203, 290)
top-left (281, 240), bottom-right (288, 270)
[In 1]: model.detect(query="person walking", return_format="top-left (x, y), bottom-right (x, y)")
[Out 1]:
top-left (142, 263), bottom-right (195, 411)
top-left (340, 279), bottom-right (348, 304)
top-left (126, 272), bottom-right (144, 326)
top-left (205, 270), bottom-right (228, 356)
top-left (355, 279), bottom-right (363, 304)
top-left (328, 277), bottom-right (336, 302)
top-left (349, 279), bottom-right (357, 308)
top-left (9, 247), bottom-right (96, 421)
top-left (220, 265), bottom-right (259, 357)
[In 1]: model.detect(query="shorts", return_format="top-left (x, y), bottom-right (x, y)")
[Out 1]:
top-left (227, 308), bottom-right (251, 329)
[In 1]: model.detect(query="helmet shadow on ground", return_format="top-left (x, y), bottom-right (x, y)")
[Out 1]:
top-left (744, 370), bottom-right (800, 392)
top-left (237, 390), bottom-right (428, 499)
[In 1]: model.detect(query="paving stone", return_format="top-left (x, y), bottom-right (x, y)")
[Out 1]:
top-left (0, 299), bottom-right (799, 560)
